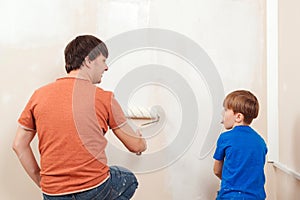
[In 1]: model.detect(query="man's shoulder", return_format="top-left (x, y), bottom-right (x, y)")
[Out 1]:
top-left (31, 81), bottom-right (57, 95)
top-left (95, 87), bottom-right (113, 95)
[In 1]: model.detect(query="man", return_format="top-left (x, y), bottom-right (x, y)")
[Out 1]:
top-left (13, 35), bottom-right (146, 200)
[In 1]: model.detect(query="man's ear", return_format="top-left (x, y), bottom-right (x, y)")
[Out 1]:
top-left (235, 113), bottom-right (244, 123)
top-left (84, 56), bottom-right (91, 68)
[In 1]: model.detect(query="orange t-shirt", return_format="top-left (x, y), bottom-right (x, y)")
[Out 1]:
top-left (18, 77), bottom-right (127, 195)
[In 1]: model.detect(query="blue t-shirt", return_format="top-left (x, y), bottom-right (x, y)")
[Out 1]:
top-left (213, 125), bottom-right (267, 199)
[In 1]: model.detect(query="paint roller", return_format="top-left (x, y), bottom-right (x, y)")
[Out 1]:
top-left (125, 106), bottom-right (166, 156)
top-left (125, 106), bottom-right (160, 127)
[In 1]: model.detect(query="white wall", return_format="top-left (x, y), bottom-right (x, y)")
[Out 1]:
top-left (272, 0), bottom-right (300, 199)
top-left (0, 0), bottom-right (266, 199)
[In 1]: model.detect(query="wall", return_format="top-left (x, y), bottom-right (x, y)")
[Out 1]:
top-left (278, 0), bottom-right (300, 176)
top-left (273, 0), bottom-right (300, 199)
top-left (0, 0), bottom-right (267, 199)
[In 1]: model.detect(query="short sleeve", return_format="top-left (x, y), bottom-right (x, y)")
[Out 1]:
top-left (18, 93), bottom-right (37, 131)
top-left (108, 94), bottom-right (127, 129)
top-left (213, 134), bottom-right (226, 161)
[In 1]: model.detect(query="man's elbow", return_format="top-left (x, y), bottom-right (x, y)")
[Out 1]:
top-left (12, 138), bottom-right (19, 151)
top-left (128, 139), bottom-right (147, 153)
top-left (12, 141), bottom-right (21, 155)
top-left (12, 142), bottom-right (20, 155)
top-left (12, 139), bottom-right (27, 156)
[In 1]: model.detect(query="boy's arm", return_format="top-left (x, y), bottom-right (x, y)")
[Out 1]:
top-left (12, 126), bottom-right (41, 187)
top-left (213, 160), bottom-right (224, 180)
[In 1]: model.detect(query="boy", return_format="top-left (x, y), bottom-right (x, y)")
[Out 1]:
top-left (213, 90), bottom-right (267, 199)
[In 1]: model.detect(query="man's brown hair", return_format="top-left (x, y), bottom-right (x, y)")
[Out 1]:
top-left (64, 35), bottom-right (108, 73)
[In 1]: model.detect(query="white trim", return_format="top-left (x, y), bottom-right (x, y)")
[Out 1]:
top-left (269, 161), bottom-right (300, 181)
top-left (266, 0), bottom-right (279, 162)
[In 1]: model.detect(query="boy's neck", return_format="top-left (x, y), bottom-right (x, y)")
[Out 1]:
top-left (232, 121), bottom-right (249, 128)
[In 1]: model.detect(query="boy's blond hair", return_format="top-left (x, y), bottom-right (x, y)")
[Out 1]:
top-left (223, 90), bottom-right (259, 124)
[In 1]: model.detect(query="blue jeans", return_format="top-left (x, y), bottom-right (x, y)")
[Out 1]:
top-left (43, 166), bottom-right (138, 200)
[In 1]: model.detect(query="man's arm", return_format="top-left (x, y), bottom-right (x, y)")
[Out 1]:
top-left (213, 159), bottom-right (224, 180)
top-left (112, 123), bottom-right (147, 154)
top-left (12, 126), bottom-right (41, 187)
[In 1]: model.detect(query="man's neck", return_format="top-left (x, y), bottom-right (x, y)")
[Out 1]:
top-left (67, 69), bottom-right (91, 82)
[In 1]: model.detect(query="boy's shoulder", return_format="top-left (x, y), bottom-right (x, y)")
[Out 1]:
top-left (217, 129), bottom-right (234, 141)
top-left (220, 128), bottom-right (235, 136)
top-left (219, 126), bottom-right (253, 138)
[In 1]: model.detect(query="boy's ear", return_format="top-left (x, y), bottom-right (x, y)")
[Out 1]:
top-left (235, 113), bottom-right (244, 123)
